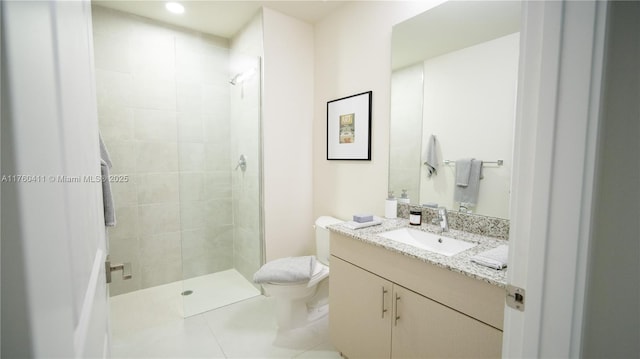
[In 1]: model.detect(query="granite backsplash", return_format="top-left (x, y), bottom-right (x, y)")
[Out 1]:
top-left (397, 203), bottom-right (509, 240)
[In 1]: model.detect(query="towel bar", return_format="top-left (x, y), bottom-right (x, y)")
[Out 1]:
top-left (443, 159), bottom-right (504, 166)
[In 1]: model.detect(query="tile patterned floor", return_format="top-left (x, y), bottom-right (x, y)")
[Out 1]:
top-left (110, 271), bottom-right (340, 358)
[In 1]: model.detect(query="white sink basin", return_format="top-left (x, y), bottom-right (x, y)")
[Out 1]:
top-left (379, 228), bottom-right (477, 257)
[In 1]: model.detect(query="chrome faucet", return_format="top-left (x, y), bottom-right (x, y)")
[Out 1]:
top-left (436, 207), bottom-right (449, 233)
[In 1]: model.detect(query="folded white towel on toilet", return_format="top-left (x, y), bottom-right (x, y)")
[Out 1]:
top-left (253, 256), bottom-right (317, 284)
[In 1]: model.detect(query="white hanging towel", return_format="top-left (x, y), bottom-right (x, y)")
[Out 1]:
top-left (99, 133), bottom-right (116, 227)
top-left (423, 134), bottom-right (439, 177)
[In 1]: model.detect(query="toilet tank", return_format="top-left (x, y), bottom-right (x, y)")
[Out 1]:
top-left (315, 216), bottom-right (343, 266)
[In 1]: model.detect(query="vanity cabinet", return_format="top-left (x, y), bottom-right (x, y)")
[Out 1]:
top-left (391, 284), bottom-right (502, 358)
top-left (329, 232), bottom-right (504, 359)
top-left (330, 256), bottom-right (392, 358)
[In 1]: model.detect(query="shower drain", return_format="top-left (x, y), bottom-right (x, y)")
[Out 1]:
top-left (181, 290), bottom-right (194, 296)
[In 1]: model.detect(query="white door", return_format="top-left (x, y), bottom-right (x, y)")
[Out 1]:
top-left (503, 0), bottom-right (608, 357)
top-left (2, 0), bottom-right (110, 357)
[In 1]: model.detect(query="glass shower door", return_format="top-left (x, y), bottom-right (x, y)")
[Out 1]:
top-left (177, 54), bottom-right (263, 317)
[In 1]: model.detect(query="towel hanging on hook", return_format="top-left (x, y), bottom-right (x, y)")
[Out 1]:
top-left (423, 134), bottom-right (438, 177)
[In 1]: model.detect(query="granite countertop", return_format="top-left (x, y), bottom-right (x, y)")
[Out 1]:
top-left (328, 218), bottom-right (508, 288)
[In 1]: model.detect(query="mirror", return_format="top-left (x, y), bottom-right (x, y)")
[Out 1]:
top-left (389, 1), bottom-right (521, 219)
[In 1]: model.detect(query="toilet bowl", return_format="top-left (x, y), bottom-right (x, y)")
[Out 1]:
top-left (259, 216), bottom-right (342, 329)
top-left (262, 262), bottom-right (330, 329)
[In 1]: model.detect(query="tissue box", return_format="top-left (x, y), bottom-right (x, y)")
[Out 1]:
top-left (353, 214), bottom-right (374, 223)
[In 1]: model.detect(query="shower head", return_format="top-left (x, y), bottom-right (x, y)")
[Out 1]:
top-left (229, 67), bottom-right (256, 86)
top-left (229, 73), bottom-right (240, 85)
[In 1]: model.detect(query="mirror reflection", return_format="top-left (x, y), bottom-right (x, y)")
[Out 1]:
top-left (389, 1), bottom-right (521, 219)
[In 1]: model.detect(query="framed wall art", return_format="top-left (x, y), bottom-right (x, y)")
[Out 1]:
top-left (326, 91), bottom-right (372, 160)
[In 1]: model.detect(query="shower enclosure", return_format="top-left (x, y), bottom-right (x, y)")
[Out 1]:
top-left (178, 56), bottom-right (263, 317)
top-left (92, 6), bottom-right (263, 318)
top-left (179, 56), bottom-right (264, 317)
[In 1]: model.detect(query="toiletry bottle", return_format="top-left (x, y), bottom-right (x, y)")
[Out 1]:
top-left (409, 206), bottom-right (422, 226)
top-left (385, 191), bottom-right (397, 219)
top-left (398, 189), bottom-right (410, 204)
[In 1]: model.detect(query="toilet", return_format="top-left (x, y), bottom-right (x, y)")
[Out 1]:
top-left (259, 216), bottom-right (342, 329)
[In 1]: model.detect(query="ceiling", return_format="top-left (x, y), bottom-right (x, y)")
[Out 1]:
top-left (93, 0), bottom-right (347, 39)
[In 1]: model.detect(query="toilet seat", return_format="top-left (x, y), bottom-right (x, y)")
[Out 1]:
top-left (267, 262), bottom-right (329, 287)
top-left (257, 216), bottom-right (341, 330)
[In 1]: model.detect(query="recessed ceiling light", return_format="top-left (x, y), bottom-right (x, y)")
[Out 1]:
top-left (165, 2), bottom-right (184, 14)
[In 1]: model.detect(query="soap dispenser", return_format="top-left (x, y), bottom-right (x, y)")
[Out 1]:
top-left (385, 191), bottom-right (397, 219)
top-left (398, 189), bottom-right (410, 204)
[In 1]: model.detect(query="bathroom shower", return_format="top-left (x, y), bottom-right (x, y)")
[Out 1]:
top-left (93, 5), bottom-right (264, 318)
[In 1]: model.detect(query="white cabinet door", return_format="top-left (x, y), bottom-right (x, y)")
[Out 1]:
top-left (330, 256), bottom-right (392, 358)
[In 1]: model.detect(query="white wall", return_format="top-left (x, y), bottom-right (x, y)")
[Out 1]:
top-left (313, 1), bottom-right (444, 221)
top-left (262, 8), bottom-right (315, 260)
top-left (420, 33), bottom-right (519, 218)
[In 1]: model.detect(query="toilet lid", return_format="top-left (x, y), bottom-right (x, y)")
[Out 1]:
top-left (267, 262), bottom-right (329, 286)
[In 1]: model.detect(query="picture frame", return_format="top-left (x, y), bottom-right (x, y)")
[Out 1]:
top-left (326, 91), bottom-right (372, 160)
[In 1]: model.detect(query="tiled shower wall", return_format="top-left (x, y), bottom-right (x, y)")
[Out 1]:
top-left (92, 6), bottom-right (234, 295)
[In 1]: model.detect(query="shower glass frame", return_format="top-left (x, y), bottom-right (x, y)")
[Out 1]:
top-left (177, 55), bottom-right (264, 318)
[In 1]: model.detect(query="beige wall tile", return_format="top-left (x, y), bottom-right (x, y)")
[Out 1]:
top-left (111, 176), bottom-right (138, 207)
top-left (179, 201), bottom-right (207, 231)
top-left (207, 198), bottom-right (233, 227)
top-left (95, 69), bottom-right (132, 108)
top-left (205, 171), bottom-right (232, 200)
top-left (139, 259), bottom-right (182, 289)
top-left (108, 205), bottom-right (139, 240)
top-left (202, 84), bottom-right (228, 116)
top-left (102, 140), bottom-right (137, 175)
top-left (176, 83), bottom-right (203, 113)
top-left (204, 144), bottom-right (230, 171)
top-left (137, 173), bottom-right (179, 204)
top-left (137, 203), bottom-right (181, 236)
top-left (203, 115), bottom-right (230, 144)
top-left (139, 231), bottom-right (182, 266)
top-left (134, 109), bottom-right (178, 142)
top-left (179, 143), bottom-right (206, 171)
top-left (177, 112), bottom-right (205, 143)
top-left (179, 173), bottom-right (206, 202)
top-left (98, 106), bottom-right (134, 142)
top-left (130, 76), bottom-right (176, 111)
top-left (129, 22), bottom-right (175, 82)
top-left (136, 142), bottom-right (179, 173)
top-left (93, 32), bottom-right (131, 73)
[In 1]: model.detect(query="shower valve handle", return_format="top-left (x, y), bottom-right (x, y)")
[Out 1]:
top-left (235, 154), bottom-right (247, 172)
